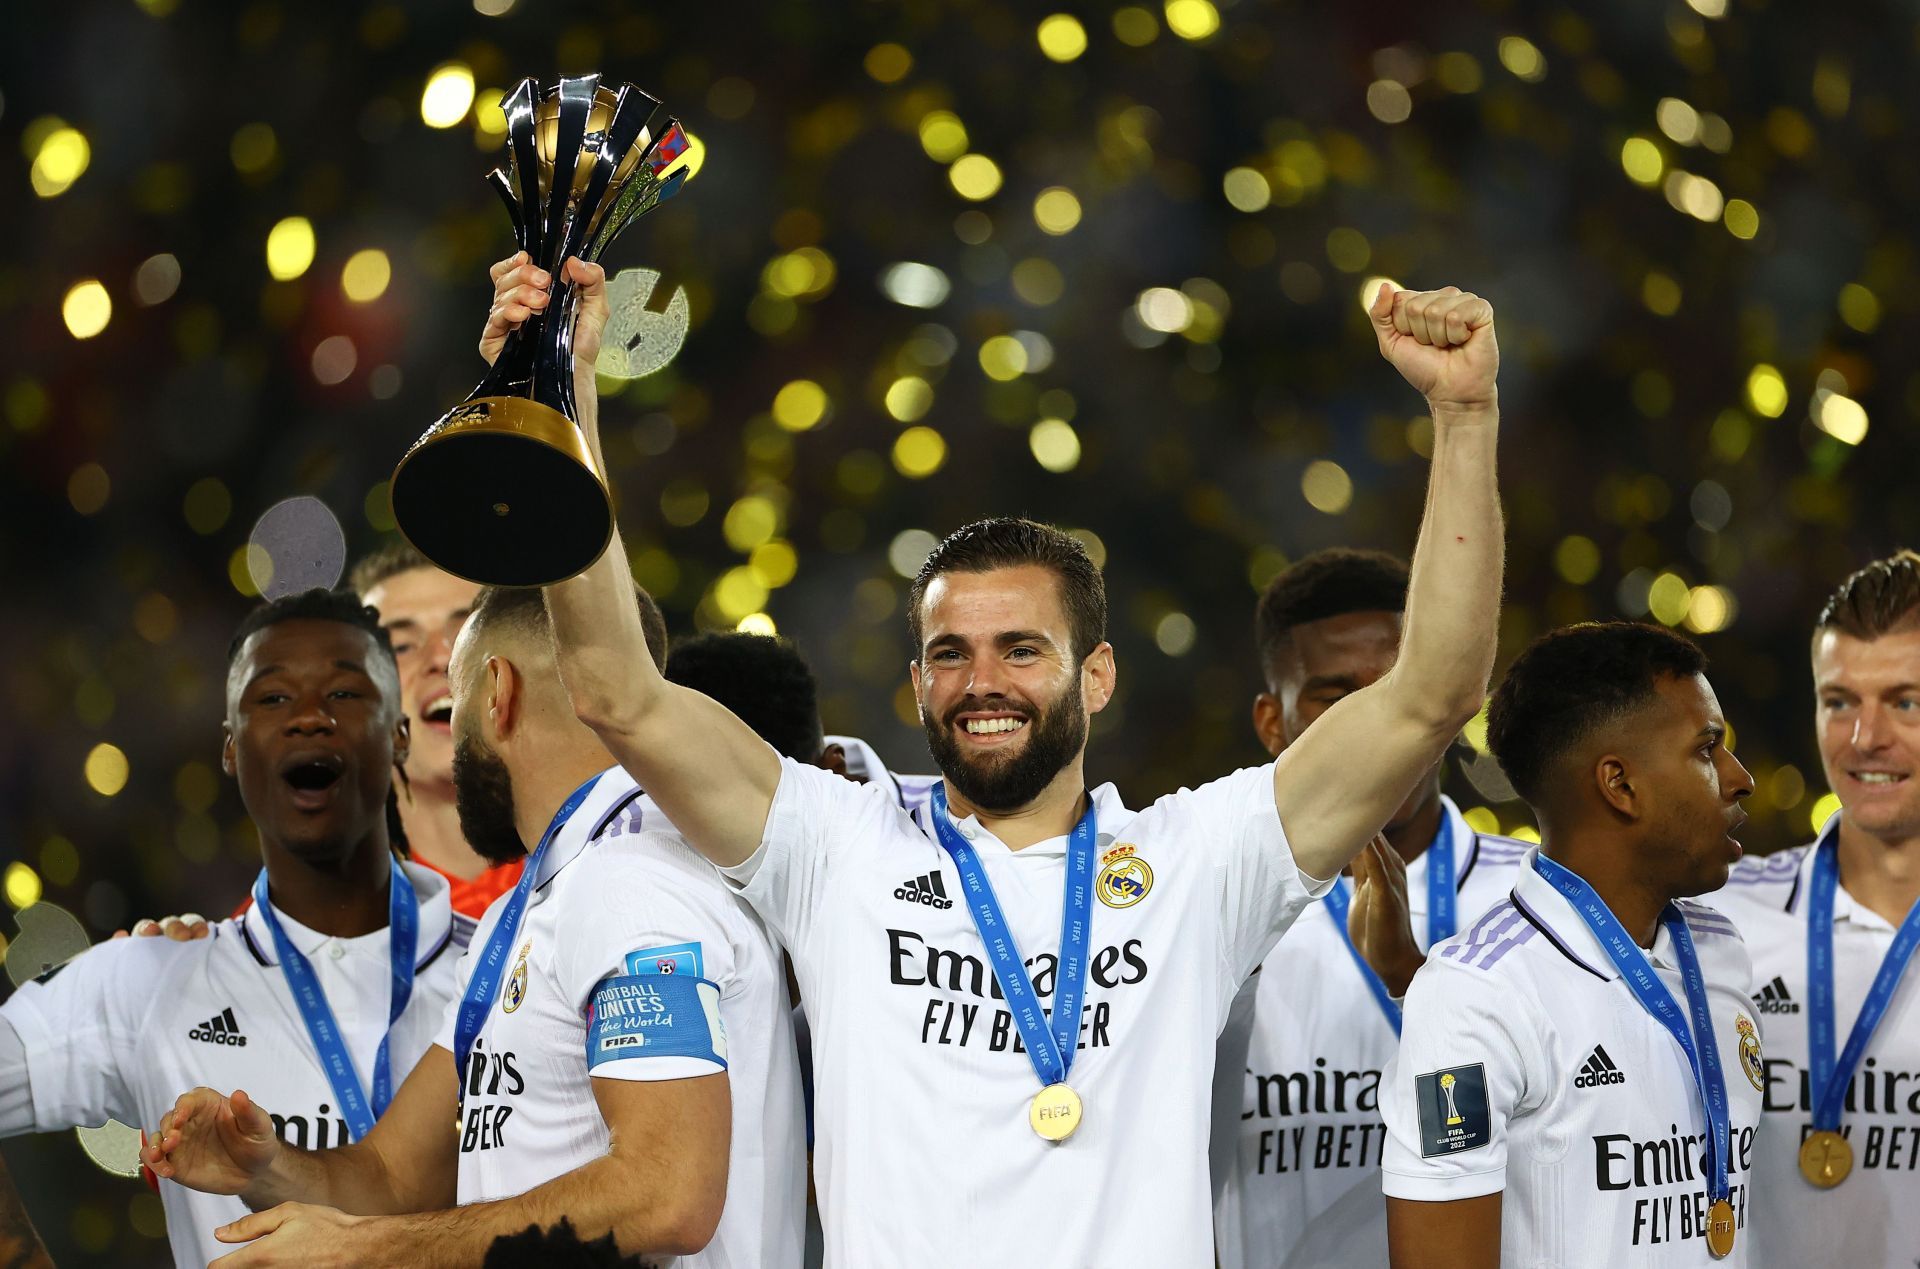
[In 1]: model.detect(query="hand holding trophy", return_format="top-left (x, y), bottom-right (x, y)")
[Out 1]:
top-left (391, 74), bottom-right (689, 587)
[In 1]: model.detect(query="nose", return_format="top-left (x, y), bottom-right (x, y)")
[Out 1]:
top-left (1722, 749), bottom-right (1755, 802)
top-left (965, 658), bottom-right (1012, 699)
top-left (1852, 702), bottom-right (1891, 753)
top-left (284, 691), bottom-right (337, 735)
top-left (424, 622), bottom-right (460, 674)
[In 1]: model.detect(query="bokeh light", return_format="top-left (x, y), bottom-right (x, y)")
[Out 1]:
top-left (61, 280), bottom-right (111, 340)
top-left (1036, 15), bottom-right (1088, 62)
top-left (420, 63), bottom-right (476, 129)
top-left (341, 249), bottom-right (392, 302)
top-left (84, 743), bottom-right (129, 797)
top-left (265, 216), bottom-right (316, 281)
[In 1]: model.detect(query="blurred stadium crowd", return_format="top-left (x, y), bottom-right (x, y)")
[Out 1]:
top-left (3, 0), bottom-right (1917, 1259)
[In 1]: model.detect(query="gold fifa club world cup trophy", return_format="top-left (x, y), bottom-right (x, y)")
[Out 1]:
top-left (391, 74), bottom-right (689, 586)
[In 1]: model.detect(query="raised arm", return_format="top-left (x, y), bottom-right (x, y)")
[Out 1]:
top-left (144, 1043), bottom-right (458, 1216)
top-left (481, 255), bottom-right (780, 867)
top-left (194, 1072), bottom-right (729, 1267)
top-left (1274, 285), bottom-right (1502, 880)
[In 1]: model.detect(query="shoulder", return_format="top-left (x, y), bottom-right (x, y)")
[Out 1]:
top-left (1425, 898), bottom-right (1539, 981)
top-left (1673, 898), bottom-right (1753, 983)
top-left (10, 924), bottom-right (218, 1012)
top-left (1712, 845), bottom-right (1809, 916)
top-left (1465, 831), bottom-right (1533, 873)
top-left (1135, 761), bottom-right (1277, 825)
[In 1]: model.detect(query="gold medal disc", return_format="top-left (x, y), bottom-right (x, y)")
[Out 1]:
top-left (1705, 1198), bottom-right (1736, 1259)
top-left (1799, 1129), bottom-right (1853, 1188)
top-left (1029, 1083), bottom-right (1083, 1142)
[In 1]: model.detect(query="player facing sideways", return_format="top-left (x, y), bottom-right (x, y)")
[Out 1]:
top-left (1711, 551), bottom-right (1920, 1268)
top-left (1382, 622), bottom-right (1763, 1268)
top-left (1211, 549), bottom-right (1531, 1269)
top-left (486, 251), bottom-right (1504, 1264)
top-left (1, 589), bottom-right (462, 1267)
top-left (146, 331), bottom-right (806, 1267)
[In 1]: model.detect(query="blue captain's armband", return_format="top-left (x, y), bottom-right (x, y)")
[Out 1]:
top-left (586, 973), bottom-right (727, 1070)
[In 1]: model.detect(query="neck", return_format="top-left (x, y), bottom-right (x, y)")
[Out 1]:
top-left (261, 832), bottom-right (394, 938)
top-left (400, 783), bottom-right (496, 881)
top-left (512, 746), bottom-right (613, 856)
top-left (1544, 836), bottom-right (1668, 949)
top-left (1386, 794), bottom-right (1447, 864)
top-left (944, 762), bottom-right (1089, 852)
top-left (1835, 814), bottom-right (1920, 925)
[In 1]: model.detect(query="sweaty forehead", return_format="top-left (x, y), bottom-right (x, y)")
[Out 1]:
top-left (1278, 610), bottom-right (1403, 686)
top-left (1813, 626), bottom-right (1920, 689)
top-left (919, 566), bottom-right (1072, 646)
top-left (227, 620), bottom-right (397, 705)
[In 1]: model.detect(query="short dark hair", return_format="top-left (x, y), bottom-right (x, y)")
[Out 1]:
top-left (227, 587), bottom-right (398, 673)
top-left (1487, 622), bottom-right (1709, 807)
top-left (665, 633), bottom-right (822, 761)
top-left (348, 538), bottom-right (435, 597)
top-left (1254, 548), bottom-right (1410, 684)
top-left (1817, 550), bottom-right (1920, 641)
top-left (908, 517), bottom-right (1106, 661)
top-left (465, 583), bottom-right (669, 673)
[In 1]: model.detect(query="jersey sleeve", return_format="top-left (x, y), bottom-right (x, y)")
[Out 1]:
top-left (719, 756), bottom-right (896, 956)
top-left (561, 837), bottom-right (744, 1083)
top-left (0, 937), bottom-right (168, 1132)
top-left (1380, 958), bottom-right (1539, 1202)
top-left (1152, 761), bottom-right (1334, 982)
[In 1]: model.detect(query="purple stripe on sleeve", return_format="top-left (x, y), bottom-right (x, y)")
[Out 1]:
top-left (1473, 923), bottom-right (1539, 969)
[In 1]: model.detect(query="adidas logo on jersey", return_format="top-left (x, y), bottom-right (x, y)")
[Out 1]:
top-left (1753, 975), bottom-right (1800, 1014)
top-left (894, 871), bottom-right (954, 909)
top-left (1573, 1044), bottom-right (1625, 1088)
top-left (188, 1007), bottom-right (248, 1047)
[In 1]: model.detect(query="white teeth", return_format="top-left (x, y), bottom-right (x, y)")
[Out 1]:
top-left (1854, 773), bottom-right (1907, 784)
top-left (964, 717), bottom-right (1026, 735)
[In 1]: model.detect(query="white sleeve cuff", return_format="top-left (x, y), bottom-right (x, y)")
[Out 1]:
top-left (1381, 1165), bottom-right (1507, 1202)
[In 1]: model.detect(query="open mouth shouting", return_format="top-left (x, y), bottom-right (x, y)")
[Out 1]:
top-left (280, 751), bottom-right (346, 812)
top-left (418, 691), bottom-right (453, 734)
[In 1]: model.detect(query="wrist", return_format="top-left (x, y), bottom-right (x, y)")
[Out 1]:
top-left (1426, 395), bottom-right (1497, 425)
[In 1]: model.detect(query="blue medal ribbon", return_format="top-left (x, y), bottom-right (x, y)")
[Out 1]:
top-left (1323, 813), bottom-right (1460, 1035)
top-left (930, 784), bottom-right (1096, 1094)
top-left (452, 772), bottom-right (602, 1103)
top-left (1533, 854), bottom-right (1732, 1207)
top-left (1807, 825), bottom-right (1920, 1132)
top-left (252, 855), bottom-right (418, 1141)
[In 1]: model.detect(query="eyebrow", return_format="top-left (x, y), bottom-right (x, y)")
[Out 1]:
top-left (924, 629), bottom-right (1061, 654)
top-left (1300, 673), bottom-right (1363, 695)
top-left (242, 659), bottom-right (372, 692)
top-left (382, 607), bottom-right (471, 633)
top-left (1817, 680), bottom-right (1920, 696)
top-left (1698, 722), bottom-right (1726, 740)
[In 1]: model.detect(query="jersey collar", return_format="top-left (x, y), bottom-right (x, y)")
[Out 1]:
top-left (529, 765), bottom-right (641, 890)
top-left (1797, 818), bottom-right (1902, 934)
top-left (242, 858), bottom-right (454, 971)
top-left (914, 781), bottom-right (1132, 859)
top-left (1509, 850), bottom-right (1631, 982)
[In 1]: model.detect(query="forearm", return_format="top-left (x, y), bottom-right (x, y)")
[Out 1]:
top-left (353, 1151), bottom-right (706, 1266)
top-left (1387, 402), bottom-right (1503, 731)
top-left (244, 1139), bottom-right (425, 1216)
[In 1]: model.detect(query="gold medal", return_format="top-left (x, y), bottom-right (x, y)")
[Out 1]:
top-left (1705, 1198), bottom-right (1736, 1259)
top-left (1799, 1129), bottom-right (1853, 1188)
top-left (1029, 1082), bottom-right (1083, 1142)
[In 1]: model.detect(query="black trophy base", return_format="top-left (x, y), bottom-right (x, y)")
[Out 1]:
top-left (390, 397), bottom-right (614, 588)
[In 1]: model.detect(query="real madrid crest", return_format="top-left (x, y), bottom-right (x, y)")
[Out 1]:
top-left (1734, 1013), bottom-right (1763, 1093)
top-left (1097, 843), bottom-right (1153, 909)
top-left (502, 941), bottom-right (531, 1013)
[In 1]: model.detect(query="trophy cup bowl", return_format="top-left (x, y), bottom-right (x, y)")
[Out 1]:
top-left (390, 74), bottom-right (690, 587)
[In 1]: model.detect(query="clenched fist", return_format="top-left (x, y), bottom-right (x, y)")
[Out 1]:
top-left (479, 252), bottom-right (609, 395)
top-left (1370, 284), bottom-right (1498, 415)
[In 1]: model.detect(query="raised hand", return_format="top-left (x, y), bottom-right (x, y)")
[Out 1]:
top-left (479, 252), bottom-right (609, 388)
top-left (143, 1086), bottom-right (280, 1196)
top-left (1346, 834), bottom-right (1427, 998)
top-left (1369, 283), bottom-right (1498, 415)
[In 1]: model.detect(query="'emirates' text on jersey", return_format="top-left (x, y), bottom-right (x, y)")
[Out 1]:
top-left (436, 767), bottom-right (806, 1269)
top-left (725, 758), bottom-right (1327, 1268)
top-left (1712, 836), bottom-right (1920, 1269)
top-left (1212, 799), bottom-right (1531, 1269)
top-left (1, 862), bottom-right (460, 1269)
top-left (1382, 852), bottom-right (1765, 1268)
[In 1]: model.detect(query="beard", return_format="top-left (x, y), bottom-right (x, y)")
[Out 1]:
top-left (451, 732), bottom-right (528, 865)
top-left (923, 677), bottom-right (1088, 813)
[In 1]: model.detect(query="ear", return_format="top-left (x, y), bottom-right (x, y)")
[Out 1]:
top-left (815, 742), bottom-right (852, 779)
top-left (392, 713), bottom-right (412, 771)
top-left (1081, 642), bottom-right (1117, 714)
top-left (909, 660), bottom-right (926, 722)
top-left (1251, 692), bottom-right (1288, 758)
top-left (485, 655), bottom-right (521, 743)
top-left (1595, 754), bottom-right (1637, 818)
top-left (221, 724), bottom-right (237, 778)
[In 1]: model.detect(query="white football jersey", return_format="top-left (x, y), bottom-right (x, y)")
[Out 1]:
top-left (0, 861), bottom-right (460, 1268)
top-left (1711, 828), bottom-right (1920, 1269)
top-left (1382, 852), bottom-right (1765, 1267)
top-left (435, 766), bottom-right (805, 1268)
top-left (823, 734), bottom-right (939, 815)
top-left (1212, 798), bottom-right (1532, 1269)
top-left (725, 757), bottom-right (1328, 1268)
